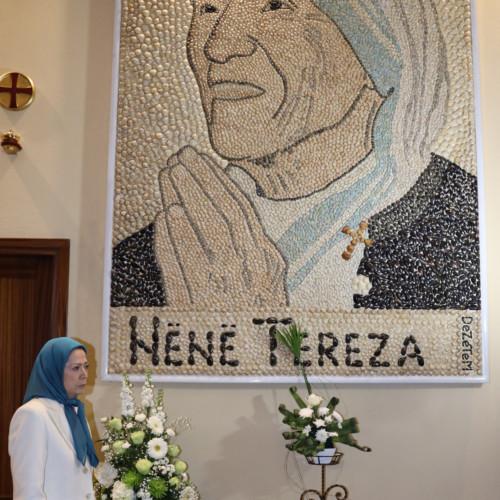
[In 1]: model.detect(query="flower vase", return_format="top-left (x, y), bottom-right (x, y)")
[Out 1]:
top-left (309, 447), bottom-right (337, 465)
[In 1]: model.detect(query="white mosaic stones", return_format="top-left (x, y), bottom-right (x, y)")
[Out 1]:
top-left (433, 0), bottom-right (476, 174)
top-left (114, 0), bottom-right (211, 244)
top-left (351, 275), bottom-right (372, 296)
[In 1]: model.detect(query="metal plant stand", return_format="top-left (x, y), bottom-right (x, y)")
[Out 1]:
top-left (300, 451), bottom-right (349, 500)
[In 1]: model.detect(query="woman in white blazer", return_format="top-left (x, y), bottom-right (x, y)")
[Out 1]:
top-left (9, 338), bottom-right (98, 500)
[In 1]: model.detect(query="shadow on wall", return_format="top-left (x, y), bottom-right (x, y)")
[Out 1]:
top-left (201, 394), bottom-right (296, 500)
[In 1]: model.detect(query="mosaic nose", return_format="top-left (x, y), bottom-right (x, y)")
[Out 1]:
top-left (203, 8), bottom-right (257, 63)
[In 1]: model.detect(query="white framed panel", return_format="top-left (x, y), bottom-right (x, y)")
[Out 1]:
top-left (102, 0), bottom-right (488, 383)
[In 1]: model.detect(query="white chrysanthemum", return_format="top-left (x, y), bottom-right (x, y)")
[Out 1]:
top-left (111, 481), bottom-right (135, 500)
top-left (325, 415), bottom-right (333, 423)
top-left (315, 428), bottom-right (329, 443)
top-left (302, 424), bottom-right (312, 435)
top-left (94, 462), bottom-right (118, 488)
top-left (166, 428), bottom-right (176, 437)
top-left (147, 415), bottom-right (164, 436)
top-left (306, 393), bottom-right (323, 407)
top-left (126, 422), bottom-right (134, 429)
top-left (101, 444), bottom-right (110, 452)
top-left (318, 406), bottom-right (330, 416)
top-left (313, 419), bottom-right (325, 428)
top-left (147, 437), bottom-right (168, 459)
top-left (180, 485), bottom-right (199, 500)
top-left (135, 413), bottom-right (146, 422)
top-left (299, 407), bottom-right (314, 418)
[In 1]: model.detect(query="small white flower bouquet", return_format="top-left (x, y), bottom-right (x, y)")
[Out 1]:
top-left (94, 371), bottom-right (199, 500)
top-left (279, 387), bottom-right (370, 457)
top-left (274, 324), bottom-right (371, 458)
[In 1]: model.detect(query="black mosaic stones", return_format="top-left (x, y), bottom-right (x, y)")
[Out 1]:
top-left (354, 154), bottom-right (481, 310)
top-left (111, 223), bottom-right (167, 307)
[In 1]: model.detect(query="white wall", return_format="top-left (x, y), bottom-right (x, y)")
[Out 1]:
top-left (1, 1), bottom-right (499, 498)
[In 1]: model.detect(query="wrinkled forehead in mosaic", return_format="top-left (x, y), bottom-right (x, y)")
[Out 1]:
top-left (187, 0), bottom-right (448, 98)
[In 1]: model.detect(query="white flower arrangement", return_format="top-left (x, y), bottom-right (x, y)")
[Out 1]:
top-left (274, 323), bottom-right (371, 458)
top-left (94, 372), bottom-right (199, 500)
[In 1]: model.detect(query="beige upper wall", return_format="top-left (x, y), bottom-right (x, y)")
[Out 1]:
top-left (1, 1), bottom-right (499, 499)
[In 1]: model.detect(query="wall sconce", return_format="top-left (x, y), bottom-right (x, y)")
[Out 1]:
top-left (1, 130), bottom-right (22, 154)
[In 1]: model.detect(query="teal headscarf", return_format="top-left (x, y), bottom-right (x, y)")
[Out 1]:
top-left (23, 337), bottom-right (98, 467)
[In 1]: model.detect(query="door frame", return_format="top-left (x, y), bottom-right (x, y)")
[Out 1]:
top-left (0, 238), bottom-right (70, 499)
top-left (0, 238), bottom-right (70, 338)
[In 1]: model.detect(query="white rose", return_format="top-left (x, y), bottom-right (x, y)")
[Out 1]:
top-left (307, 394), bottom-right (323, 407)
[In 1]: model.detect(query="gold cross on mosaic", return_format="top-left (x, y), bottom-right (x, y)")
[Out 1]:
top-left (0, 72), bottom-right (35, 111)
top-left (341, 221), bottom-right (373, 260)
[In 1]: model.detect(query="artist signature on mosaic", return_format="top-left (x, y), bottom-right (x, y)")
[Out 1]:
top-left (461, 316), bottom-right (474, 371)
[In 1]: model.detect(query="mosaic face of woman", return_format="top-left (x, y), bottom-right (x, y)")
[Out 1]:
top-left (188, 0), bottom-right (373, 161)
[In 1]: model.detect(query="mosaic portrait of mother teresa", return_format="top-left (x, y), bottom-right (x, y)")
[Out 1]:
top-left (107, 0), bottom-right (484, 378)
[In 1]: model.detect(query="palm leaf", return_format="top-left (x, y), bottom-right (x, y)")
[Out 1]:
top-left (274, 323), bottom-right (312, 394)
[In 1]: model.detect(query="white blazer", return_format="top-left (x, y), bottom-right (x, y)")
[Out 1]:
top-left (9, 398), bottom-right (94, 500)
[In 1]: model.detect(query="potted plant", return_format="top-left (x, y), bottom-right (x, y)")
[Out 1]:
top-left (274, 323), bottom-right (371, 464)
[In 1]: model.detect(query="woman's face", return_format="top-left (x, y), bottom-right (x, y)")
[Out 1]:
top-left (63, 348), bottom-right (89, 399)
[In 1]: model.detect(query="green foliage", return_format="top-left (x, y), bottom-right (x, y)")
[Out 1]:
top-left (123, 470), bottom-right (144, 489)
top-left (148, 478), bottom-right (169, 499)
top-left (273, 324), bottom-right (312, 395)
top-left (274, 323), bottom-right (307, 362)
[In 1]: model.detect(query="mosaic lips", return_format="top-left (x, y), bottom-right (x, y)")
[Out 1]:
top-left (204, 47), bottom-right (285, 116)
top-left (208, 79), bottom-right (266, 101)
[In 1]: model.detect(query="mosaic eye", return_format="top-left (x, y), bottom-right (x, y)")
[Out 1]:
top-left (200, 3), bottom-right (218, 14)
top-left (262, 0), bottom-right (290, 12)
